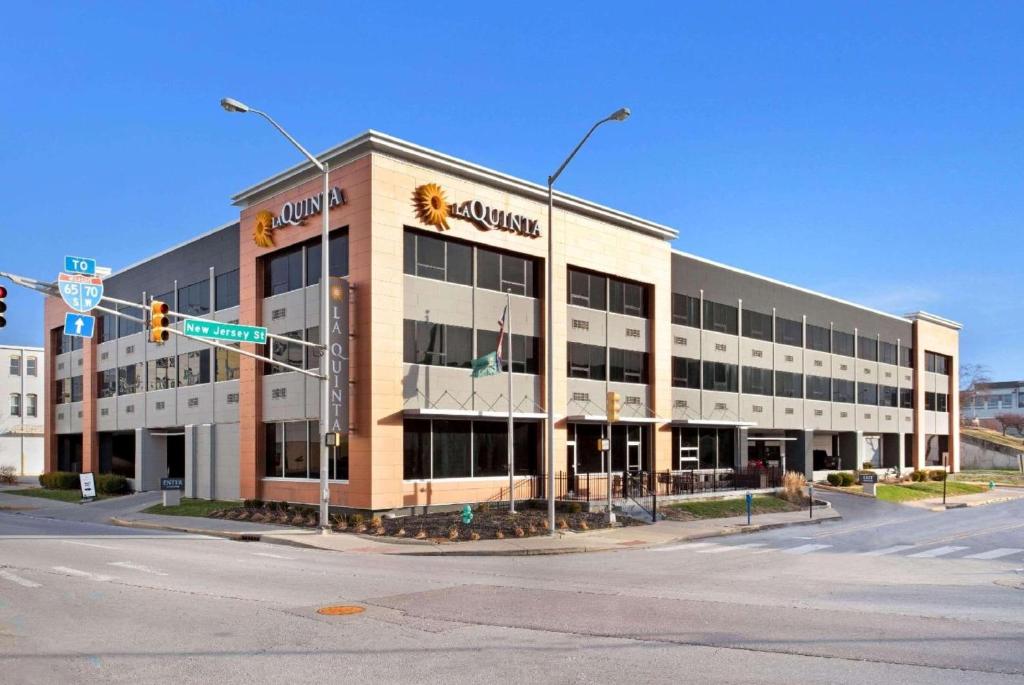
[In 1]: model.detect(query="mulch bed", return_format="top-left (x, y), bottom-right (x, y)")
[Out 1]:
top-left (208, 502), bottom-right (642, 541)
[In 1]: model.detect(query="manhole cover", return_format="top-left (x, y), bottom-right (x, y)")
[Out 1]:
top-left (317, 605), bottom-right (365, 616)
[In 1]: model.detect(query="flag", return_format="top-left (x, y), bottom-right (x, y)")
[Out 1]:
top-left (471, 351), bottom-right (500, 378)
top-left (495, 303), bottom-right (508, 368)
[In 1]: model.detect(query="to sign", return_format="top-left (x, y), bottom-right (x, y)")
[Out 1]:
top-left (64, 256), bottom-right (97, 276)
top-left (80, 473), bottom-right (96, 499)
top-left (64, 312), bottom-right (95, 338)
top-left (183, 319), bottom-right (267, 344)
top-left (160, 478), bottom-right (184, 491)
top-left (58, 273), bottom-right (104, 313)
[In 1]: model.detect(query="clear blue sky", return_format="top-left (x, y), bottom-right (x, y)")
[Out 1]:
top-left (1, 2), bottom-right (1021, 378)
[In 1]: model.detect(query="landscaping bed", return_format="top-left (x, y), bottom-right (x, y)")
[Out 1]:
top-left (954, 469), bottom-right (1024, 487)
top-left (661, 494), bottom-right (805, 521)
top-left (204, 500), bottom-right (642, 540)
top-left (875, 481), bottom-right (986, 503)
top-left (143, 498), bottom-right (243, 517)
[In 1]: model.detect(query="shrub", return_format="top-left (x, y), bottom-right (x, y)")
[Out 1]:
top-left (0, 465), bottom-right (17, 485)
top-left (243, 499), bottom-right (264, 509)
top-left (826, 473), bottom-right (842, 486)
top-left (94, 474), bottom-right (128, 495)
top-left (910, 470), bottom-right (926, 482)
top-left (862, 461), bottom-right (875, 470)
top-left (929, 470), bottom-right (947, 482)
top-left (838, 472), bottom-right (856, 487)
top-left (349, 513), bottom-right (364, 527)
top-left (782, 471), bottom-right (807, 502)
top-left (567, 502), bottom-right (583, 514)
top-left (39, 471), bottom-right (81, 490)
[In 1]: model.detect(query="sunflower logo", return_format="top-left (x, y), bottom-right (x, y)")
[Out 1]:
top-left (413, 183), bottom-right (450, 231)
top-left (253, 210), bottom-right (275, 248)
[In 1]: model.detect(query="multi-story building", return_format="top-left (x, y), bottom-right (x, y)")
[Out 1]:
top-left (1, 344), bottom-right (45, 476)
top-left (963, 380), bottom-right (1024, 423)
top-left (43, 131), bottom-right (962, 511)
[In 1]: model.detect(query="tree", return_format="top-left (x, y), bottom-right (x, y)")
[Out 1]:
top-left (959, 363), bottom-right (992, 421)
top-left (994, 413), bottom-right (1024, 437)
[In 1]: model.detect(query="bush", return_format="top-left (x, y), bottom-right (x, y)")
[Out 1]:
top-left (39, 471), bottom-right (81, 490)
top-left (94, 474), bottom-right (128, 495)
top-left (929, 470), bottom-right (947, 482)
top-left (826, 473), bottom-right (842, 486)
top-left (839, 472), bottom-right (856, 487)
top-left (910, 470), bottom-right (926, 482)
top-left (782, 471), bottom-right (807, 502)
top-left (0, 465), bottom-right (17, 485)
top-left (862, 461), bottom-right (875, 470)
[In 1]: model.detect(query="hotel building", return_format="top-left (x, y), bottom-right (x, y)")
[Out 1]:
top-left (43, 131), bottom-right (962, 511)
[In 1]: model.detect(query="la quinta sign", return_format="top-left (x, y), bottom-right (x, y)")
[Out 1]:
top-left (413, 183), bottom-right (541, 238)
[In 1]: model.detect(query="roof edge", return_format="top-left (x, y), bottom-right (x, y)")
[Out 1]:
top-left (105, 220), bottom-right (239, 281)
top-left (905, 311), bottom-right (963, 331)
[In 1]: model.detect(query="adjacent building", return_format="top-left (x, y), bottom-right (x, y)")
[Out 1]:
top-left (44, 131), bottom-right (962, 511)
top-left (1, 344), bottom-right (44, 476)
top-left (963, 380), bottom-right (1024, 424)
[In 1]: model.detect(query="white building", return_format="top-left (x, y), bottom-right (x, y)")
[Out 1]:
top-left (0, 344), bottom-right (45, 476)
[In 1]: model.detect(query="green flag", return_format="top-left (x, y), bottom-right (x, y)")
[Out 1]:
top-left (471, 351), bottom-right (500, 378)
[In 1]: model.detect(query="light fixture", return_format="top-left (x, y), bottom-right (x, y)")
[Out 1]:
top-left (220, 97), bottom-right (250, 113)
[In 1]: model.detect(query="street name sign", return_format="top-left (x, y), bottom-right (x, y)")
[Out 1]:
top-left (58, 273), bottom-right (103, 312)
top-left (183, 319), bottom-right (267, 344)
top-left (64, 256), bottom-right (97, 276)
top-left (80, 473), bottom-right (96, 499)
top-left (64, 312), bottom-right (95, 338)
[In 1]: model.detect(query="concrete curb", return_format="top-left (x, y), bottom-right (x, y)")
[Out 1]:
top-left (108, 509), bottom-right (843, 557)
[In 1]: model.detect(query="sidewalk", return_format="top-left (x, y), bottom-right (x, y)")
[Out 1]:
top-left (109, 504), bottom-right (841, 556)
top-left (904, 486), bottom-right (1024, 511)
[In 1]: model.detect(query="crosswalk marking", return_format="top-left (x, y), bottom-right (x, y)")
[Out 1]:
top-left (252, 552), bottom-right (293, 560)
top-left (859, 545), bottom-right (916, 557)
top-left (52, 566), bottom-right (114, 582)
top-left (650, 542), bottom-right (717, 553)
top-left (963, 548), bottom-right (1023, 560)
top-left (109, 561), bottom-right (168, 576)
top-left (62, 540), bottom-right (118, 550)
top-left (697, 543), bottom-right (766, 554)
top-left (908, 546), bottom-right (969, 558)
top-left (0, 569), bottom-right (41, 588)
top-left (783, 544), bottom-right (832, 555)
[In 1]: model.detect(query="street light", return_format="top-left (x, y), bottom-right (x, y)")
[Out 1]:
top-left (545, 107), bottom-right (631, 534)
top-left (221, 97), bottom-right (333, 534)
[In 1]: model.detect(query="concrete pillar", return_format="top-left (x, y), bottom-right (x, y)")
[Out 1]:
top-left (185, 425), bottom-right (197, 499)
top-left (736, 427), bottom-right (749, 468)
top-left (185, 424), bottom-right (213, 500)
top-left (838, 432), bottom-right (859, 471)
top-left (134, 429), bottom-right (165, 491)
top-left (792, 429), bottom-right (814, 480)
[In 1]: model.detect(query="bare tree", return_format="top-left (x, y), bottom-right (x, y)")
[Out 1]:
top-left (994, 413), bottom-right (1024, 437)
top-left (959, 362), bottom-right (992, 422)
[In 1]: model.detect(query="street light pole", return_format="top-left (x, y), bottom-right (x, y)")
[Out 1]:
top-left (220, 98), bottom-right (333, 533)
top-left (545, 107), bottom-right (631, 534)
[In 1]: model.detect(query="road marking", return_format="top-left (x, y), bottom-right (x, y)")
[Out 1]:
top-left (62, 540), bottom-right (118, 550)
top-left (859, 545), bottom-right (916, 556)
top-left (907, 546), bottom-right (969, 558)
top-left (52, 566), bottom-right (114, 582)
top-left (649, 542), bottom-right (717, 553)
top-left (783, 544), bottom-right (832, 555)
top-left (252, 552), bottom-right (293, 560)
top-left (0, 569), bottom-right (41, 588)
top-left (964, 548), bottom-right (1024, 560)
top-left (108, 561), bottom-right (168, 576)
top-left (697, 543), bottom-right (767, 554)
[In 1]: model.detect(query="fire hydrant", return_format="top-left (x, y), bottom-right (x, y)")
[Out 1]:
top-left (461, 505), bottom-right (473, 524)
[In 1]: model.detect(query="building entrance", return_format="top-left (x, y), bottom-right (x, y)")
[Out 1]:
top-left (166, 434), bottom-right (185, 479)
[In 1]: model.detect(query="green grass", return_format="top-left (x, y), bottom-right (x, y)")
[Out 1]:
top-left (962, 427), bottom-right (1024, 451)
top-left (665, 495), bottom-right (798, 519)
top-left (142, 498), bottom-right (241, 517)
top-left (5, 488), bottom-right (117, 503)
top-left (876, 481), bottom-right (987, 503)
top-left (955, 469), bottom-right (1024, 486)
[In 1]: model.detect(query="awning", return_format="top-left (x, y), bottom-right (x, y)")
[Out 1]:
top-left (672, 419), bottom-right (757, 427)
top-left (565, 414), bottom-right (664, 424)
top-left (748, 436), bottom-right (799, 442)
top-left (403, 408), bottom-right (548, 421)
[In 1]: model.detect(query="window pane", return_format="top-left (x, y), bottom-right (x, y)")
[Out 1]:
top-left (178, 279), bottom-right (210, 316)
top-left (775, 371), bottom-right (803, 398)
top-left (476, 248), bottom-right (500, 291)
top-left (446, 326), bottom-right (473, 368)
top-left (776, 317), bottom-right (802, 347)
top-left (415, 234), bottom-right (445, 280)
top-left (673, 293), bottom-right (700, 327)
top-left (743, 310), bottom-right (772, 341)
top-left (858, 335), bottom-right (878, 361)
top-left (702, 362), bottom-right (738, 392)
top-left (807, 375), bottom-right (830, 401)
top-left (403, 231), bottom-right (416, 276)
top-left (284, 421), bottom-right (307, 478)
top-left (215, 270), bottom-right (240, 310)
top-left (742, 367), bottom-right (773, 396)
top-left (833, 379), bottom-right (855, 403)
top-left (672, 357), bottom-right (700, 388)
top-left (501, 255), bottom-right (526, 295)
top-left (699, 430), bottom-right (716, 469)
top-left (806, 324), bottom-right (830, 352)
top-left (329, 232), bottom-right (348, 278)
top-left (306, 241), bottom-right (322, 286)
top-left (703, 301), bottom-right (737, 335)
top-left (474, 421), bottom-right (508, 477)
top-left (148, 357), bottom-right (177, 391)
top-left (879, 341), bottom-right (897, 365)
top-left (858, 382), bottom-right (878, 405)
top-left (215, 347), bottom-right (240, 382)
top-left (433, 420), bottom-right (471, 478)
top-left (833, 330), bottom-right (855, 357)
top-left (178, 350), bottom-right (210, 386)
top-left (446, 241), bottom-right (472, 285)
top-left (265, 423), bottom-right (282, 477)
top-left (307, 420), bottom-right (320, 480)
top-left (403, 419), bottom-right (431, 479)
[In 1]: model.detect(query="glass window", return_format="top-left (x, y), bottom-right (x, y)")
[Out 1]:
top-left (98, 314), bottom-right (117, 343)
top-left (806, 324), bottom-right (831, 352)
top-left (475, 330), bottom-right (539, 374)
top-left (926, 352), bottom-right (950, 375)
top-left (702, 300), bottom-right (738, 335)
top-left (215, 346), bottom-right (240, 382)
top-left (775, 371), bottom-right (803, 399)
top-left (473, 421), bottom-right (508, 477)
top-left (403, 231), bottom-right (470, 285)
top-left (899, 388), bottom-right (913, 409)
top-left (25, 357), bottom-right (36, 376)
top-left (806, 375), bottom-right (830, 401)
top-left (307, 419), bottom-right (321, 480)
top-left (329, 231), bottom-right (349, 278)
top-left (178, 279), bottom-right (210, 316)
top-left (698, 429), bottom-right (716, 469)
top-left (573, 423), bottom-right (604, 474)
top-left (857, 335), bottom-right (878, 362)
top-left (609, 279), bottom-right (648, 318)
top-left (264, 245), bottom-right (303, 296)
top-left (9, 393), bottom-right (20, 416)
top-left (147, 357), bottom-right (177, 391)
top-left (833, 330), bottom-right (855, 357)
top-left (742, 309), bottom-right (773, 342)
top-left (900, 346), bottom-right (913, 368)
top-left (609, 348), bottom-right (648, 383)
top-left (215, 270), bottom-right (240, 310)
top-left (925, 392), bottom-right (936, 411)
top-left (925, 435), bottom-right (949, 467)
top-left (403, 321), bottom-right (472, 368)
top-left (672, 293), bottom-right (700, 327)
top-left (97, 369), bottom-right (117, 399)
top-left (879, 341), bottom-right (897, 365)
top-left (833, 379), bottom-right (855, 404)
top-left (477, 247), bottom-right (537, 297)
top-left (567, 343), bottom-right (606, 380)
top-left (775, 317), bottom-right (803, 347)
top-left (70, 376), bottom-right (83, 402)
top-left (512, 422), bottom-right (539, 475)
top-left (742, 367), bottom-right (773, 396)
top-left (178, 350), bottom-right (210, 386)
top-left (674, 427), bottom-right (700, 469)
top-left (265, 422), bottom-right (282, 477)
top-left (433, 420), bottom-right (471, 478)
top-left (937, 393), bottom-right (948, 412)
top-left (702, 361), bottom-right (738, 392)
top-left (672, 357), bottom-right (700, 388)
top-left (119, 364), bottom-right (144, 395)
top-left (305, 327), bottom-right (321, 371)
top-left (265, 331), bottom-right (304, 375)
top-left (26, 393), bottom-right (37, 418)
top-left (8, 356), bottom-right (20, 376)
top-left (403, 418), bottom-right (431, 480)
top-left (284, 421), bottom-right (308, 478)
top-left (879, 385), bottom-right (898, 407)
top-left (858, 382), bottom-right (878, 405)
top-left (568, 269), bottom-right (607, 311)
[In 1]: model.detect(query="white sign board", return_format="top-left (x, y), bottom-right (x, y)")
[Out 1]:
top-left (79, 473), bottom-right (96, 499)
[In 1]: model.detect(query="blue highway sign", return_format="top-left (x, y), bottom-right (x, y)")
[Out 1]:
top-left (58, 273), bottom-right (103, 312)
top-left (64, 312), bottom-right (95, 338)
top-left (64, 256), bottom-right (97, 276)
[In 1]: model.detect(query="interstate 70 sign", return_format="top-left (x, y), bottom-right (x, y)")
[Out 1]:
top-left (57, 273), bottom-right (104, 313)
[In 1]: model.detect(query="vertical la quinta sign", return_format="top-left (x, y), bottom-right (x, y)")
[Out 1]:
top-left (327, 277), bottom-right (349, 434)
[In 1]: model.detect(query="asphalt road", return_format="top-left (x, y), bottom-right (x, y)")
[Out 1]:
top-left (1, 492), bottom-right (1023, 684)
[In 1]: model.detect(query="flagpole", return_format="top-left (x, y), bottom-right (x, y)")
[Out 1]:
top-left (507, 290), bottom-right (515, 514)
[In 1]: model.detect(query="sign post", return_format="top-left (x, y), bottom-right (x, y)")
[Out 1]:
top-left (79, 473), bottom-right (96, 501)
top-left (161, 477), bottom-right (184, 506)
top-left (859, 471), bottom-right (878, 496)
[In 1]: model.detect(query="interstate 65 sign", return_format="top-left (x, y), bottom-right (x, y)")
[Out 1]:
top-left (58, 273), bottom-right (104, 313)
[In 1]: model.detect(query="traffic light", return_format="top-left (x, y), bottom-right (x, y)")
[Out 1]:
top-left (150, 300), bottom-right (169, 343)
top-left (607, 391), bottom-right (622, 423)
top-left (0, 286), bottom-right (6, 328)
